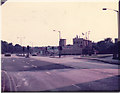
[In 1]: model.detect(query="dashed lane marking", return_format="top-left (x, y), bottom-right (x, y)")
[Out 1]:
top-left (31, 65), bottom-right (37, 68)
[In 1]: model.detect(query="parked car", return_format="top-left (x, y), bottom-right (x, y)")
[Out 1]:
top-left (32, 53), bottom-right (37, 56)
top-left (16, 53), bottom-right (23, 56)
top-left (4, 53), bottom-right (11, 56)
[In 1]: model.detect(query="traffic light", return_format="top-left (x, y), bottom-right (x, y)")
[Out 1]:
top-left (27, 45), bottom-right (30, 50)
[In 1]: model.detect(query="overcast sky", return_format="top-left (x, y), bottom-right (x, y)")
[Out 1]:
top-left (1, 0), bottom-right (118, 47)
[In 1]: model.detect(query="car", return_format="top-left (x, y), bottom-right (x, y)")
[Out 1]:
top-left (16, 53), bottom-right (23, 56)
top-left (32, 53), bottom-right (37, 56)
top-left (4, 53), bottom-right (11, 56)
top-left (16, 53), bottom-right (26, 57)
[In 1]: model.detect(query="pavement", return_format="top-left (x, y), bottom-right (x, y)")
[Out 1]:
top-left (74, 54), bottom-right (120, 65)
top-left (1, 54), bottom-right (120, 92)
top-left (34, 54), bottom-right (120, 65)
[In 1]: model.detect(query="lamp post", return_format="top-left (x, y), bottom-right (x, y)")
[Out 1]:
top-left (102, 5), bottom-right (120, 60)
top-left (30, 42), bottom-right (34, 54)
top-left (53, 30), bottom-right (61, 40)
top-left (53, 30), bottom-right (62, 58)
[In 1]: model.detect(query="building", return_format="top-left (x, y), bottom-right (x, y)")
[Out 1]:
top-left (62, 44), bottom-right (74, 55)
top-left (59, 39), bottom-right (66, 47)
top-left (32, 36), bottom-right (92, 55)
top-left (61, 36), bottom-right (92, 55)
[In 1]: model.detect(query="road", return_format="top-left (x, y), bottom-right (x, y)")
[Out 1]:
top-left (1, 55), bottom-right (120, 92)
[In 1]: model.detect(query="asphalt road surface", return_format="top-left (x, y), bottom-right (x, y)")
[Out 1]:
top-left (1, 55), bottom-right (120, 92)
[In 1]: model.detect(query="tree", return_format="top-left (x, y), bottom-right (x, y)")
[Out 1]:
top-left (14, 44), bottom-right (22, 53)
top-left (95, 38), bottom-right (114, 54)
top-left (1, 41), bottom-right (8, 53)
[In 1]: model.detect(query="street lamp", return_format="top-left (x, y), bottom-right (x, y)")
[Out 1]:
top-left (102, 8), bottom-right (118, 12)
top-left (53, 30), bottom-right (62, 58)
top-left (102, 7), bottom-right (120, 60)
top-left (53, 30), bottom-right (61, 40)
top-left (30, 42), bottom-right (34, 54)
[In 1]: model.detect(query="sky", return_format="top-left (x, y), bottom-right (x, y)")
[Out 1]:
top-left (1, 0), bottom-right (118, 47)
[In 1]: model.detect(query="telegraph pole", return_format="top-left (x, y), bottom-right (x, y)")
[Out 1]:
top-left (88, 31), bottom-right (90, 41)
top-left (103, 1), bottom-right (120, 60)
top-left (118, 0), bottom-right (120, 60)
top-left (53, 30), bottom-right (62, 58)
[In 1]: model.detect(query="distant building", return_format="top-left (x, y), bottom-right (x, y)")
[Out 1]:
top-left (34, 36), bottom-right (92, 55)
top-left (61, 35), bottom-right (92, 55)
top-left (59, 39), bottom-right (66, 47)
top-left (62, 44), bottom-right (74, 55)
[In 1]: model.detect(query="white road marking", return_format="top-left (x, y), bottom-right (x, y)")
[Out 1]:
top-left (10, 75), bottom-right (17, 91)
top-left (24, 81), bottom-right (29, 86)
top-left (2, 71), bottom-right (12, 91)
top-left (17, 73), bottom-right (21, 76)
top-left (72, 84), bottom-right (80, 89)
top-left (22, 78), bottom-right (26, 81)
top-left (2, 72), bottom-right (6, 91)
top-left (26, 62), bottom-right (29, 64)
top-left (46, 72), bottom-right (51, 75)
top-left (34, 66), bottom-right (37, 68)
top-left (31, 65), bottom-right (37, 68)
top-left (22, 78), bottom-right (29, 86)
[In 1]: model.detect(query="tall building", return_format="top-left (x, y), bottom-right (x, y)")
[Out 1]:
top-left (59, 39), bottom-right (66, 47)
